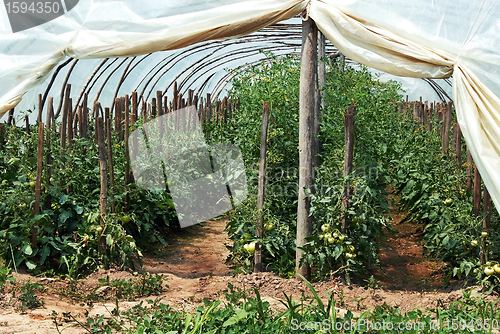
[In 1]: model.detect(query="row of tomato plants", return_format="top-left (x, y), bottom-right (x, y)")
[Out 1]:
top-left (208, 53), bottom-right (400, 281)
top-left (0, 117), bottom-right (177, 277)
top-left (211, 51), bottom-right (499, 287)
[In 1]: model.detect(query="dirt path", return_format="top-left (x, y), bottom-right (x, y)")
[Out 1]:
top-left (372, 211), bottom-right (453, 291)
top-left (0, 217), bottom-right (495, 333)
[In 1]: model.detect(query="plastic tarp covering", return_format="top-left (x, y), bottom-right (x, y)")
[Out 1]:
top-left (1, 0), bottom-right (500, 211)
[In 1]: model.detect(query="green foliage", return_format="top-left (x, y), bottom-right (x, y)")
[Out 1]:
top-left (0, 115), bottom-right (176, 276)
top-left (57, 277), bottom-right (500, 334)
top-left (219, 54), bottom-right (402, 279)
top-left (97, 272), bottom-right (168, 300)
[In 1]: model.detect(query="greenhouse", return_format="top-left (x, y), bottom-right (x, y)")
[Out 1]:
top-left (0, 1), bottom-right (500, 332)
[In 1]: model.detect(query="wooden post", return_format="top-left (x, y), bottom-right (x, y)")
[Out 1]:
top-left (480, 188), bottom-right (492, 265)
top-left (296, 17), bottom-right (318, 281)
top-left (152, 98), bottom-right (157, 118)
top-left (106, 116), bottom-right (115, 214)
top-left (82, 93), bottom-right (88, 138)
top-left (61, 84), bottom-right (71, 148)
top-left (466, 148), bottom-right (473, 191)
top-left (255, 102), bottom-right (270, 273)
top-left (67, 98), bottom-right (74, 145)
top-left (421, 102), bottom-right (427, 129)
top-left (473, 164), bottom-right (481, 216)
top-left (206, 93), bottom-right (212, 124)
top-left (45, 98), bottom-right (53, 210)
top-left (173, 82), bottom-right (178, 111)
top-left (188, 89), bottom-right (194, 107)
top-left (37, 94), bottom-right (43, 123)
top-left (342, 106), bottom-right (355, 233)
top-left (31, 122), bottom-right (44, 248)
top-left (442, 102), bottom-right (452, 155)
top-left (156, 91), bottom-right (163, 116)
top-left (96, 117), bottom-right (108, 256)
top-left (25, 116), bottom-right (30, 134)
top-left (455, 123), bottom-right (462, 165)
top-left (7, 108), bottom-right (14, 126)
top-left (124, 98), bottom-right (131, 213)
top-left (142, 100), bottom-right (147, 123)
top-left (132, 91), bottom-right (138, 121)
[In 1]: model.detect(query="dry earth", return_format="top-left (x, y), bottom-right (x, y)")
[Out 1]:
top-left (0, 217), bottom-right (497, 333)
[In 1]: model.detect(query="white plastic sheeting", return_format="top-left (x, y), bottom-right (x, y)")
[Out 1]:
top-left (0, 0), bottom-right (499, 210)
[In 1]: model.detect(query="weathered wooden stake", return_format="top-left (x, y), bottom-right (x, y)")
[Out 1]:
top-left (442, 102), bottom-right (452, 155)
top-left (96, 117), bottom-right (108, 255)
top-left (106, 115), bottom-right (116, 214)
top-left (132, 91), bottom-right (138, 121)
top-left (7, 108), bottom-right (14, 126)
top-left (296, 17), bottom-right (318, 281)
top-left (31, 122), bottom-right (44, 248)
top-left (473, 164), bottom-right (481, 216)
top-left (255, 102), bottom-right (270, 273)
top-left (124, 97), bottom-right (131, 213)
top-left (45, 98), bottom-right (53, 210)
top-left (342, 106), bottom-right (355, 233)
top-left (480, 187), bottom-right (491, 265)
top-left (466, 148), bottom-right (473, 191)
top-left (455, 123), bottom-right (462, 165)
top-left (37, 94), bottom-right (43, 123)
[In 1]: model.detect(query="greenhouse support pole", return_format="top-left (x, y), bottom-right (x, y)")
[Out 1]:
top-left (296, 16), bottom-right (318, 281)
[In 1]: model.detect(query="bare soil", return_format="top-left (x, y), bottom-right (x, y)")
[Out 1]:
top-left (0, 217), bottom-right (496, 333)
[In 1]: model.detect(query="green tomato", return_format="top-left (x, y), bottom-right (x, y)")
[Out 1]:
top-left (484, 267), bottom-right (495, 276)
top-left (345, 253), bottom-right (353, 258)
top-left (246, 242), bottom-right (256, 253)
top-left (29, 181), bottom-right (36, 189)
top-left (121, 215), bottom-right (131, 224)
top-left (471, 240), bottom-right (478, 247)
top-left (443, 198), bottom-right (453, 205)
top-left (49, 177), bottom-right (55, 183)
top-left (481, 231), bottom-right (488, 238)
top-left (338, 234), bottom-right (345, 242)
top-left (327, 237), bottom-right (335, 244)
top-left (96, 226), bottom-right (103, 233)
top-left (494, 264), bottom-right (500, 274)
top-left (319, 234), bottom-right (324, 240)
top-left (264, 223), bottom-right (274, 231)
top-left (321, 224), bottom-right (330, 232)
top-left (18, 203), bottom-right (27, 209)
